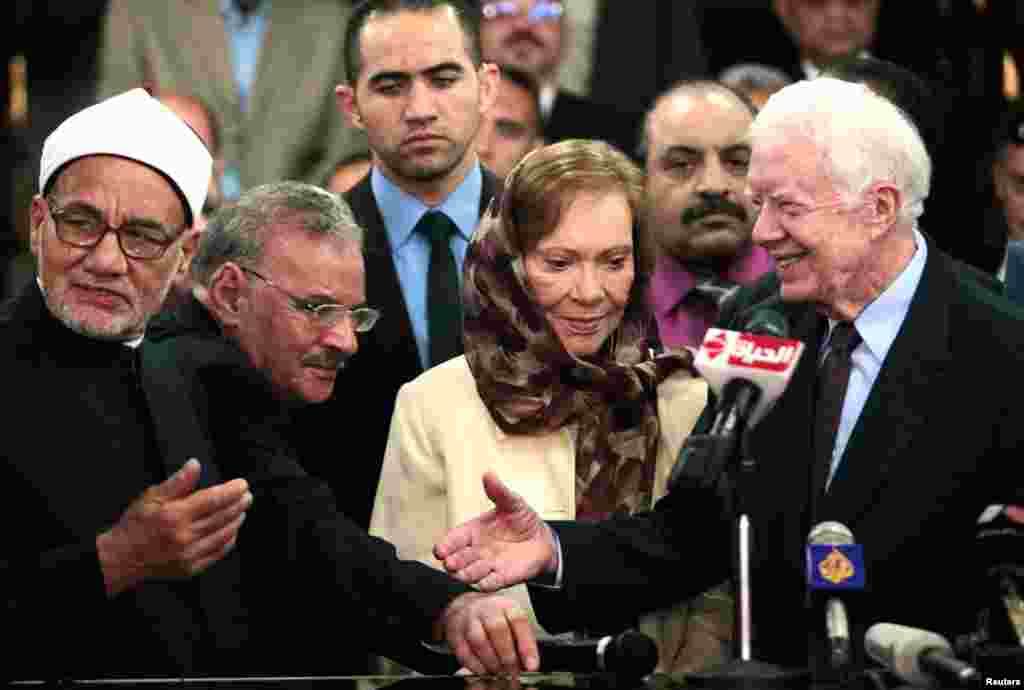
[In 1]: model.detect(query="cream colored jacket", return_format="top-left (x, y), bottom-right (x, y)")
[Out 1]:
top-left (370, 356), bottom-right (732, 675)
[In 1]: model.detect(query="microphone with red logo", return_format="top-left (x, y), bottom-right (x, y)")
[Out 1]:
top-left (677, 305), bottom-right (814, 684)
top-left (669, 305), bottom-right (805, 492)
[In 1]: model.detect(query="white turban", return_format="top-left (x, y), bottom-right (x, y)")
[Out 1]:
top-left (39, 88), bottom-right (213, 225)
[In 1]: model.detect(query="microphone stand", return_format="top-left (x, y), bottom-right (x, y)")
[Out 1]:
top-left (686, 393), bottom-right (810, 689)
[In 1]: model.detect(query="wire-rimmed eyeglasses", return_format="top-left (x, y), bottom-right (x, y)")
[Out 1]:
top-left (241, 267), bottom-right (380, 333)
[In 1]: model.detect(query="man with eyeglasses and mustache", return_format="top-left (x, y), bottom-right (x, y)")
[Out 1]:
top-left (164, 181), bottom-right (377, 406)
top-left (144, 180), bottom-right (387, 674)
top-left (143, 178), bottom-right (541, 676)
top-left (644, 80), bottom-right (775, 349)
top-left (0, 88), bottom-right (538, 679)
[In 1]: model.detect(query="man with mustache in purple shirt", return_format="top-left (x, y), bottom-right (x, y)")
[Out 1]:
top-left (644, 81), bottom-right (775, 349)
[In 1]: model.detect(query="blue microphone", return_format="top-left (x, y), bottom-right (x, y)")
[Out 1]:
top-left (806, 521), bottom-right (866, 669)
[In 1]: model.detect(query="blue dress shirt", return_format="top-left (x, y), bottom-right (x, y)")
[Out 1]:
top-left (219, 0), bottom-right (268, 199)
top-left (219, 0), bottom-right (267, 112)
top-left (824, 229), bottom-right (928, 490)
top-left (371, 165), bottom-right (483, 369)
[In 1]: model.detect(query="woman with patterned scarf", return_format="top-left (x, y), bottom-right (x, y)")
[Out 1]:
top-left (369, 139), bottom-right (732, 676)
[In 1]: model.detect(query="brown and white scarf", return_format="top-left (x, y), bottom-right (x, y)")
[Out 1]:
top-left (463, 199), bottom-right (697, 519)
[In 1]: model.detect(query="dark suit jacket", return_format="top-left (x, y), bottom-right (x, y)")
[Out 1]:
top-left (589, 0), bottom-right (707, 115)
top-left (0, 285), bottom-right (470, 679)
top-left (291, 168), bottom-right (501, 530)
top-left (141, 297), bottom-right (474, 674)
top-left (545, 89), bottom-right (645, 161)
top-left (0, 286), bottom-right (249, 679)
top-left (531, 239), bottom-right (1024, 675)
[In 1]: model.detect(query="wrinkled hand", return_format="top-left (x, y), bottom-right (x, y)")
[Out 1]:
top-left (97, 459), bottom-right (252, 596)
top-left (434, 472), bottom-right (558, 592)
top-left (442, 591), bottom-right (539, 676)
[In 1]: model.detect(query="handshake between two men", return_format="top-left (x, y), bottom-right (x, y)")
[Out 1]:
top-left (433, 472), bottom-right (1024, 678)
top-left (97, 460), bottom-right (542, 678)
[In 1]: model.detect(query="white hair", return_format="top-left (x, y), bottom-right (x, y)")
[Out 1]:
top-left (750, 77), bottom-right (931, 226)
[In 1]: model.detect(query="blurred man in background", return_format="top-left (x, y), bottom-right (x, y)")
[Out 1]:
top-left (476, 65), bottom-right (543, 180)
top-left (479, 0), bottom-right (641, 157)
top-left (325, 152), bottom-right (374, 194)
top-left (982, 102), bottom-right (1024, 281)
top-left (773, 0), bottom-right (880, 79)
top-left (157, 93), bottom-right (224, 226)
top-left (98, 0), bottom-right (368, 199)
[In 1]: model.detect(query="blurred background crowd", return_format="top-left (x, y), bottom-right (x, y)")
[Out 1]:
top-left (2, 0), bottom-right (1022, 300)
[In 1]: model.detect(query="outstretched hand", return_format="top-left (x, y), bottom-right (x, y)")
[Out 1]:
top-left (97, 459), bottom-right (252, 596)
top-left (434, 472), bottom-right (558, 592)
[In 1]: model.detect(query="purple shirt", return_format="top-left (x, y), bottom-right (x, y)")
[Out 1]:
top-left (648, 244), bottom-right (775, 349)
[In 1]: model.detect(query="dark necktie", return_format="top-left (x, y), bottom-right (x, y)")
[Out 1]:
top-left (416, 211), bottom-right (463, 367)
top-left (235, 0), bottom-right (262, 15)
top-left (814, 321), bottom-right (862, 499)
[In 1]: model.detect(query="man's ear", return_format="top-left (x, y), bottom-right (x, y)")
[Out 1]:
top-left (28, 195), bottom-right (49, 259)
top-left (336, 84), bottom-right (364, 129)
top-left (866, 182), bottom-right (901, 239)
top-left (207, 262), bottom-right (248, 328)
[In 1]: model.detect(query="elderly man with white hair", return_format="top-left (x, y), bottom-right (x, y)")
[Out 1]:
top-left (1, 89), bottom-right (538, 680)
top-left (431, 77), bottom-right (1024, 679)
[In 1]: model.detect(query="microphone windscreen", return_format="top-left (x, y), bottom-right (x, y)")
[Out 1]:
top-left (976, 505), bottom-right (1024, 576)
top-left (741, 305), bottom-right (790, 338)
top-left (604, 630), bottom-right (658, 677)
top-left (864, 623), bottom-right (957, 688)
top-left (808, 521), bottom-right (855, 545)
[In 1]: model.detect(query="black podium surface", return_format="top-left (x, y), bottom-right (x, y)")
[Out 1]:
top-left (0, 672), bottom-right (905, 690)
top-left (6, 674), bottom-right (641, 690)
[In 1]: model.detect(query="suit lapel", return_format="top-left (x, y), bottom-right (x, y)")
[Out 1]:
top-left (344, 168), bottom-right (500, 372)
top-left (750, 301), bottom-right (825, 554)
top-left (345, 176), bottom-right (421, 372)
top-left (139, 306), bottom-right (251, 652)
top-left (138, 334), bottom-right (223, 490)
top-left (821, 245), bottom-right (955, 526)
top-left (185, 0), bottom-right (242, 127)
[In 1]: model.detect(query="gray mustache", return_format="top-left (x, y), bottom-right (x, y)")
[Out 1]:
top-left (302, 350), bottom-right (349, 371)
